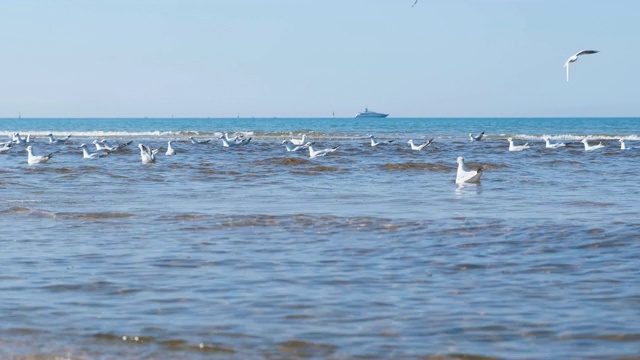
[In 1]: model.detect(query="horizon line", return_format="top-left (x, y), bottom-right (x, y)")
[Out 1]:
top-left (1, 116), bottom-right (638, 120)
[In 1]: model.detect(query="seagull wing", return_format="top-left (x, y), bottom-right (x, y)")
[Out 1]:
top-left (576, 50), bottom-right (598, 56)
top-left (412, 0), bottom-right (418, 7)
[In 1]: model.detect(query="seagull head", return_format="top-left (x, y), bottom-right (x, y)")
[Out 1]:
top-left (79, 144), bottom-right (87, 148)
top-left (619, 139), bottom-right (625, 143)
top-left (25, 145), bottom-right (32, 152)
top-left (581, 138), bottom-right (588, 143)
top-left (92, 140), bottom-right (99, 144)
top-left (507, 137), bottom-right (513, 142)
top-left (407, 140), bottom-right (413, 144)
top-left (457, 156), bottom-right (464, 164)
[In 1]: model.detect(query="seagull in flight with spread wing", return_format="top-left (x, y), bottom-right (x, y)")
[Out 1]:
top-left (411, 0), bottom-right (418, 7)
top-left (564, 50), bottom-right (598, 82)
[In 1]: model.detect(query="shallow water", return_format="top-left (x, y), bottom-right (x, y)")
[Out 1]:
top-left (1, 118), bottom-right (639, 359)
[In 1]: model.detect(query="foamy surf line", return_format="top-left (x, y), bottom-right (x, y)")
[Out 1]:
top-left (4, 130), bottom-right (639, 142)
top-left (500, 134), bottom-right (640, 141)
top-left (0, 131), bottom-right (368, 141)
top-left (0, 130), bottom-right (219, 138)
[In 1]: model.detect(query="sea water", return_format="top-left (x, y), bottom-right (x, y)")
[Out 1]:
top-left (0, 117), bottom-right (639, 359)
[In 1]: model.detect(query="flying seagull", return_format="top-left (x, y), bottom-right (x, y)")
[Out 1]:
top-left (411, 0), bottom-right (418, 7)
top-left (564, 50), bottom-right (598, 82)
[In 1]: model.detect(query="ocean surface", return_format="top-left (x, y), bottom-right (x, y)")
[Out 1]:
top-left (1, 117), bottom-right (639, 360)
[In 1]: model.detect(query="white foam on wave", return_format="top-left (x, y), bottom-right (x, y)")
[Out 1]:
top-left (0, 130), bottom-right (223, 139)
top-left (506, 134), bottom-right (640, 141)
top-left (236, 131), bottom-right (254, 137)
top-left (3, 130), bottom-right (638, 142)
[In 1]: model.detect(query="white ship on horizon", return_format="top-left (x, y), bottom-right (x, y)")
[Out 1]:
top-left (354, 108), bottom-right (389, 118)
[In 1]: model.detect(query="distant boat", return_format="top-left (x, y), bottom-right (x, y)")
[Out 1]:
top-left (355, 108), bottom-right (388, 118)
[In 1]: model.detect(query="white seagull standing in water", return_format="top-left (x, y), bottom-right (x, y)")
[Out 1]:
top-left (543, 136), bottom-right (566, 149)
top-left (47, 133), bottom-right (71, 144)
top-left (282, 140), bottom-right (312, 152)
top-left (138, 144), bottom-right (156, 164)
top-left (79, 144), bottom-right (109, 159)
top-left (369, 135), bottom-right (394, 147)
top-left (189, 136), bottom-right (211, 145)
top-left (289, 134), bottom-right (307, 146)
top-left (619, 139), bottom-right (629, 150)
top-left (407, 138), bottom-right (433, 151)
top-left (92, 139), bottom-right (108, 151)
top-left (223, 132), bottom-right (251, 145)
top-left (13, 133), bottom-right (26, 144)
top-left (456, 157), bottom-right (482, 184)
top-left (564, 50), bottom-right (598, 82)
top-left (166, 141), bottom-right (176, 156)
top-left (507, 137), bottom-right (530, 151)
top-left (469, 131), bottom-right (484, 142)
top-left (580, 138), bottom-right (605, 151)
top-left (220, 136), bottom-right (251, 147)
top-left (223, 132), bottom-right (240, 143)
top-left (308, 144), bottom-right (339, 158)
top-left (25, 145), bottom-right (53, 165)
top-left (99, 139), bottom-right (133, 152)
top-left (0, 142), bottom-right (13, 154)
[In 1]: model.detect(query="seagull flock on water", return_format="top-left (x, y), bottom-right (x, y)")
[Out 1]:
top-left (1, 130), bottom-right (633, 186)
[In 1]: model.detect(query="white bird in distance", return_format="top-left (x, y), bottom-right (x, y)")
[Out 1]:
top-left (564, 50), bottom-right (598, 82)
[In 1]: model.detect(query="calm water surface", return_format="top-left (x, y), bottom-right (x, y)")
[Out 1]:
top-left (1, 118), bottom-right (639, 359)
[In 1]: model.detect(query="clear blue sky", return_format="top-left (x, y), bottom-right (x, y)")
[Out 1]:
top-left (0, 0), bottom-right (638, 118)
